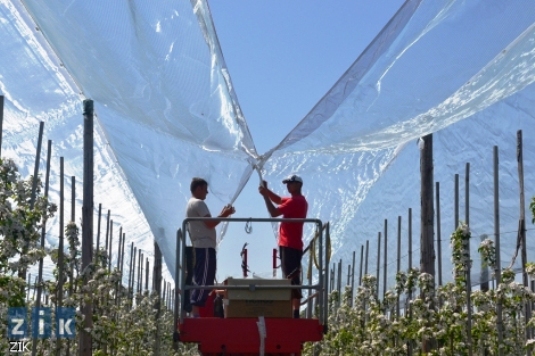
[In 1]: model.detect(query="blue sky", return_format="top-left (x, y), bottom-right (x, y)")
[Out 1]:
top-left (207, 1), bottom-right (405, 280)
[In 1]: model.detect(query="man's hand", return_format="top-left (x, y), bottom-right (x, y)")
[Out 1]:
top-left (258, 180), bottom-right (269, 197)
top-left (220, 204), bottom-right (236, 217)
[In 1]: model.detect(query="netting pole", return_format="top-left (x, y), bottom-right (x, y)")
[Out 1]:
top-left (376, 232), bottom-right (381, 298)
top-left (383, 219), bottom-right (388, 300)
top-left (95, 204), bottom-right (102, 259)
top-left (465, 163), bottom-right (473, 356)
top-left (79, 99), bottom-right (94, 356)
top-left (359, 244), bottom-right (364, 286)
top-left (351, 250), bottom-right (356, 306)
top-left (480, 234), bottom-right (489, 291)
top-left (153, 239), bottom-right (163, 356)
top-left (396, 216), bottom-right (401, 319)
top-left (108, 221), bottom-right (114, 271)
top-left (420, 133), bottom-right (436, 352)
top-left (176, 229), bottom-right (184, 351)
top-left (517, 130), bottom-right (531, 343)
top-left (454, 174), bottom-right (459, 229)
top-left (56, 157), bottom-right (65, 356)
top-left (436, 182), bottom-right (443, 287)
top-left (364, 240), bottom-right (369, 277)
top-left (32, 140), bottom-right (52, 356)
top-left (337, 259), bottom-right (342, 307)
top-left (494, 146), bottom-right (503, 355)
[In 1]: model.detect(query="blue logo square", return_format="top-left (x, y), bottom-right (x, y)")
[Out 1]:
top-left (8, 307), bottom-right (27, 339)
top-left (56, 307), bottom-right (76, 339)
top-left (32, 307), bottom-right (52, 339)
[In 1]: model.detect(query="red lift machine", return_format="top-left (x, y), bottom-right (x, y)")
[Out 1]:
top-left (175, 217), bottom-right (329, 356)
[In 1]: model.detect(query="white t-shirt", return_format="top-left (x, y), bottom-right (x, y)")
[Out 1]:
top-left (186, 197), bottom-right (217, 249)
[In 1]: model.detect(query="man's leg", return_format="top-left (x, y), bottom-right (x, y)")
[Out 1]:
top-left (281, 246), bottom-right (303, 318)
top-left (190, 248), bottom-right (216, 317)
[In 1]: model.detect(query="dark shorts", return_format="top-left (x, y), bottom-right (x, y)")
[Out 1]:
top-left (190, 247), bottom-right (216, 307)
top-left (279, 246), bottom-right (303, 299)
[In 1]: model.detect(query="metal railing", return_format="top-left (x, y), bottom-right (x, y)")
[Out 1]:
top-left (174, 217), bottom-right (328, 330)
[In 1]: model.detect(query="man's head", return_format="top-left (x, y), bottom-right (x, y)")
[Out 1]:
top-left (282, 174), bottom-right (303, 195)
top-left (190, 177), bottom-right (209, 200)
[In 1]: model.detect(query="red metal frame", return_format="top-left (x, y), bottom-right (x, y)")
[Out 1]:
top-left (178, 318), bottom-right (323, 355)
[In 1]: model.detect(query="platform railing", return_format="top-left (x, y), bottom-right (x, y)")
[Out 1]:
top-left (174, 217), bottom-right (326, 329)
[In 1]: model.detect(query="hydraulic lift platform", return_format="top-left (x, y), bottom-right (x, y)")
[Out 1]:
top-left (175, 217), bottom-right (330, 356)
top-left (178, 317), bottom-right (323, 355)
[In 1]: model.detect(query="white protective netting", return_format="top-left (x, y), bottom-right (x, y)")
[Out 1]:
top-left (0, 0), bottom-right (534, 289)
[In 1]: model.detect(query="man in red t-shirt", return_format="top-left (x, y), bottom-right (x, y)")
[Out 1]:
top-left (259, 174), bottom-right (308, 318)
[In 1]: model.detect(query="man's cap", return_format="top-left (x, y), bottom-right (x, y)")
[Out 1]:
top-left (282, 174), bottom-right (303, 184)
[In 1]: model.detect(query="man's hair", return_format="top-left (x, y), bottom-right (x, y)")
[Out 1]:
top-left (190, 177), bottom-right (208, 193)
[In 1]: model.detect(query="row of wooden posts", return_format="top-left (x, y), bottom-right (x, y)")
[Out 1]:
top-left (3, 95), bottom-right (532, 355)
top-left (0, 98), bottom-right (177, 355)
top-left (314, 131), bottom-right (530, 356)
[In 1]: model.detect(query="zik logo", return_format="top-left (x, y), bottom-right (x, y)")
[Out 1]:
top-left (9, 340), bottom-right (30, 353)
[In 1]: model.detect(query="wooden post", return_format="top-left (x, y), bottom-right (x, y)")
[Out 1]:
top-left (108, 221), bottom-right (114, 271)
top-left (420, 133), bottom-right (435, 352)
top-left (465, 163), bottom-right (473, 356)
top-left (95, 204), bottom-right (102, 258)
top-left (436, 182), bottom-right (443, 286)
top-left (455, 174), bottom-right (459, 229)
top-left (517, 130), bottom-right (531, 342)
top-left (68, 176), bottom-right (76, 302)
top-left (480, 235), bottom-right (489, 291)
top-left (153, 241), bottom-right (162, 356)
top-left (79, 99), bottom-right (94, 356)
top-left (104, 210), bottom-right (110, 264)
top-left (494, 146), bottom-right (504, 355)
top-left (396, 215), bottom-right (401, 318)
top-left (120, 233), bottom-right (126, 275)
top-left (322, 222), bottom-right (329, 328)
top-left (383, 219), bottom-right (388, 299)
top-left (359, 244), bottom-right (364, 286)
top-left (32, 140), bottom-right (52, 356)
top-left (351, 250), bottom-right (356, 305)
top-left (131, 246), bottom-right (137, 298)
top-left (408, 208), bottom-right (412, 272)
top-left (364, 240), bottom-right (369, 277)
top-left (163, 281), bottom-right (167, 309)
top-left (128, 243), bottom-right (134, 298)
top-left (408, 207), bottom-right (413, 307)
top-left (138, 251), bottom-right (143, 294)
top-left (145, 258), bottom-right (149, 291)
top-left (337, 259), bottom-right (342, 307)
top-left (57, 157), bottom-right (65, 307)
top-left (330, 265), bottom-right (335, 293)
top-left (376, 232), bottom-right (381, 298)
top-left (71, 176), bottom-right (75, 221)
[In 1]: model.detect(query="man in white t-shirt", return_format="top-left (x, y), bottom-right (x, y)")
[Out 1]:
top-left (186, 177), bottom-right (235, 317)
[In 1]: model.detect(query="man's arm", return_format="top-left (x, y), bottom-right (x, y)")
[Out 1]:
top-left (262, 195), bottom-right (282, 217)
top-left (259, 181), bottom-right (282, 204)
top-left (203, 205), bottom-right (235, 229)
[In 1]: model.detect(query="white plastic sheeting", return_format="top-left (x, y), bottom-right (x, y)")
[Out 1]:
top-left (1, 0), bottom-right (534, 287)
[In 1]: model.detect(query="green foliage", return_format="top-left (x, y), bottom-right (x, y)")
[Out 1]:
top-left (0, 159), bottom-right (194, 355)
top-left (303, 223), bottom-right (535, 355)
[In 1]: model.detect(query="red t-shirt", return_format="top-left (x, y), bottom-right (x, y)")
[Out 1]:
top-left (277, 195), bottom-right (308, 250)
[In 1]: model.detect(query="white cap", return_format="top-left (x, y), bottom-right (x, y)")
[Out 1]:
top-left (282, 174), bottom-right (303, 184)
